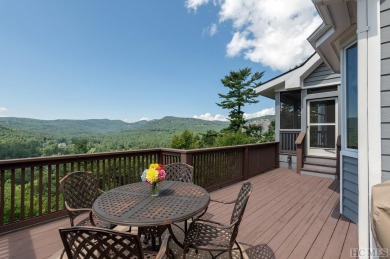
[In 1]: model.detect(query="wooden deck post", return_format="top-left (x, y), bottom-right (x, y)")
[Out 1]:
top-left (336, 135), bottom-right (341, 178)
top-left (275, 142), bottom-right (280, 168)
top-left (242, 146), bottom-right (249, 180)
top-left (295, 132), bottom-right (306, 174)
top-left (180, 152), bottom-right (193, 166)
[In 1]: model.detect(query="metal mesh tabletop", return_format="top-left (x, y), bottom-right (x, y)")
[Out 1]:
top-left (92, 181), bottom-right (210, 227)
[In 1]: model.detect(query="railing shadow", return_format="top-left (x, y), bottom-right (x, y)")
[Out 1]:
top-left (328, 180), bottom-right (340, 194)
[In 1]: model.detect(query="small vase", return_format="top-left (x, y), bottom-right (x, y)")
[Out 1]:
top-left (150, 182), bottom-right (159, 196)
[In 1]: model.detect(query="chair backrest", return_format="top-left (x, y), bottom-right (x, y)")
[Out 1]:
top-left (60, 171), bottom-right (102, 223)
top-left (59, 226), bottom-right (144, 259)
top-left (230, 182), bottom-right (253, 244)
top-left (164, 163), bottom-right (193, 183)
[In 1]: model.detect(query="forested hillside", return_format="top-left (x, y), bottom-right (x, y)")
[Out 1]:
top-left (0, 116), bottom-right (226, 159)
top-left (0, 116), bottom-right (274, 159)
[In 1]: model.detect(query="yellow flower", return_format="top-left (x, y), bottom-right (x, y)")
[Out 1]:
top-left (149, 163), bottom-right (159, 170)
top-left (146, 168), bottom-right (158, 183)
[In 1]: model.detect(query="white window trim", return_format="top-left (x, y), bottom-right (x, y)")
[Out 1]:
top-left (339, 39), bottom-right (359, 227)
top-left (341, 40), bottom-right (358, 154)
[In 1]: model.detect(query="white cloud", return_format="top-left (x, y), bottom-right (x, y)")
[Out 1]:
top-left (203, 23), bottom-right (218, 37)
top-left (243, 107), bottom-right (275, 120)
top-left (0, 107), bottom-right (8, 117)
top-left (187, 0), bottom-right (322, 71)
top-left (122, 117), bottom-right (150, 123)
top-left (185, 0), bottom-right (210, 11)
top-left (193, 113), bottom-right (228, 121)
top-left (194, 108), bottom-right (274, 122)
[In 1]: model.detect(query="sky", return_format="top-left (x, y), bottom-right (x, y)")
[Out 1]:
top-left (0, 0), bottom-right (321, 122)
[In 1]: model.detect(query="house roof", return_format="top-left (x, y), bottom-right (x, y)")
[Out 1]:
top-left (255, 53), bottom-right (322, 99)
top-left (308, 0), bottom-right (357, 73)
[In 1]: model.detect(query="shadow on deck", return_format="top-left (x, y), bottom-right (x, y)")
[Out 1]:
top-left (0, 168), bottom-right (357, 259)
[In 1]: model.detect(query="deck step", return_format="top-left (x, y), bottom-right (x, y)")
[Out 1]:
top-left (301, 155), bottom-right (338, 179)
top-left (301, 167), bottom-right (338, 179)
top-left (304, 155), bottom-right (336, 166)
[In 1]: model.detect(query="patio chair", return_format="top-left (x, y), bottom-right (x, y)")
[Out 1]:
top-left (60, 171), bottom-right (114, 229)
top-left (138, 163), bottom-right (194, 247)
top-left (164, 162), bottom-right (193, 182)
top-left (59, 226), bottom-right (173, 259)
top-left (183, 181), bottom-right (253, 259)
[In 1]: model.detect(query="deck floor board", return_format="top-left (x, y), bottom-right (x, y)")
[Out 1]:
top-left (0, 168), bottom-right (357, 259)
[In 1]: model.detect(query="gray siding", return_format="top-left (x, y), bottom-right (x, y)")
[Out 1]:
top-left (342, 156), bottom-right (358, 224)
top-left (303, 62), bottom-right (341, 87)
top-left (381, 2), bottom-right (390, 182)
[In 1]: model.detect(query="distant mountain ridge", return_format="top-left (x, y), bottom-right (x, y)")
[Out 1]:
top-left (0, 115), bottom-right (274, 137)
top-left (0, 115), bottom-right (275, 159)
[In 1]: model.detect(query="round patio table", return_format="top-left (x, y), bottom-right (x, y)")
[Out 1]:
top-left (92, 180), bottom-right (210, 247)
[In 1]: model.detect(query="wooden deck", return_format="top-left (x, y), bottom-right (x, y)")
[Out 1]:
top-left (0, 168), bottom-right (357, 259)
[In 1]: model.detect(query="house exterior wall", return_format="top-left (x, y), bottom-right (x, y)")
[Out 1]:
top-left (304, 62), bottom-right (341, 87)
top-left (381, 1), bottom-right (390, 182)
top-left (341, 155), bottom-right (359, 223)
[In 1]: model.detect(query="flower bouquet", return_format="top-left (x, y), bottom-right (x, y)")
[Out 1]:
top-left (141, 163), bottom-right (166, 196)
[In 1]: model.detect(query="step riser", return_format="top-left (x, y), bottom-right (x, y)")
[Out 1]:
top-left (303, 164), bottom-right (336, 173)
top-left (304, 157), bottom-right (337, 166)
top-left (301, 170), bottom-right (338, 179)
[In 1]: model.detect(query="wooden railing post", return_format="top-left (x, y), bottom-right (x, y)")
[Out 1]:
top-left (336, 135), bottom-right (341, 178)
top-left (295, 132), bottom-right (306, 174)
top-left (275, 142), bottom-right (280, 168)
top-left (180, 152), bottom-right (193, 166)
top-left (242, 146), bottom-right (249, 180)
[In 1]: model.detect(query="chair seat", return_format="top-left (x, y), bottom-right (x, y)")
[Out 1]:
top-left (76, 213), bottom-right (114, 229)
top-left (184, 221), bottom-right (233, 250)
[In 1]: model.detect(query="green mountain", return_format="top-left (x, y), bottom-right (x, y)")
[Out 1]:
top-left (0, 115), bottom-right (274, 159)
top-left (0, 117), bottom-right (130, 137)
top-left (0, 116), bottom-right (230, 137)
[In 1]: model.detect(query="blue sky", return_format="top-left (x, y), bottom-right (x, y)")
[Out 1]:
top-left (0, 0), bottom-right (320, 122)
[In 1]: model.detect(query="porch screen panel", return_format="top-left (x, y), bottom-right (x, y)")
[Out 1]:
top-left (280, 91), bottom-right (301, 129)
top-left (309, 100), bottom-right (336, 148)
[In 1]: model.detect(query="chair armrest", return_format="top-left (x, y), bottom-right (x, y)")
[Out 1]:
top-left (193, 218), bottom-right (235, 230)
top-left (64, 201), bottom-right (92, 214)
top-left (210, 198), bottom-right (236, 205)
top-left (156, 234), bottom-right (171, 259)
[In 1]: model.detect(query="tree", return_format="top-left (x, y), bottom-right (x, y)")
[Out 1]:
top-left (217, 68), bottom-right (263, 132)
top-left (199, 130), bottom-right (219, 147)
top-left (171, 130), bottom-right (200, 149)
top-left (263, 120), bottom-right (275, 142)
top-left (215, 130), bottom-right (253, 146)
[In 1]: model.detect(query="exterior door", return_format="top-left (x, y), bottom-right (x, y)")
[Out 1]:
top-left (307, 98), bottom-right (338, 157)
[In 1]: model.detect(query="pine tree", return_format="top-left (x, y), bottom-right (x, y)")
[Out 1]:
top-left (217, 68), bottom-right (263, 132)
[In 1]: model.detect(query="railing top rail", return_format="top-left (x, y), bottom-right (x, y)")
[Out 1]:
top-left (0, 149), bottom-right (162, 169)
top-left (279, 129), bottom-right (301, 132)
top-left (161, 142), bottom-right (279, 154)
top-left (295, 132), bottom-right (306, 145)
top-left (0, 142), bottom-right (280, 169)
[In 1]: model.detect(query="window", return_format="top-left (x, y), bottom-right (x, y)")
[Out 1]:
top-left (280, 91), bottom-right (301, 129)
top-left (345, 43), bottom-right (358, 149)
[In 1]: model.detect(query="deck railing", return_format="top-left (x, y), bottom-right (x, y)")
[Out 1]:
top-left (279, 130), bottom-right (300, 153)
top-left (0, 142), bottom-right (278, 234)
